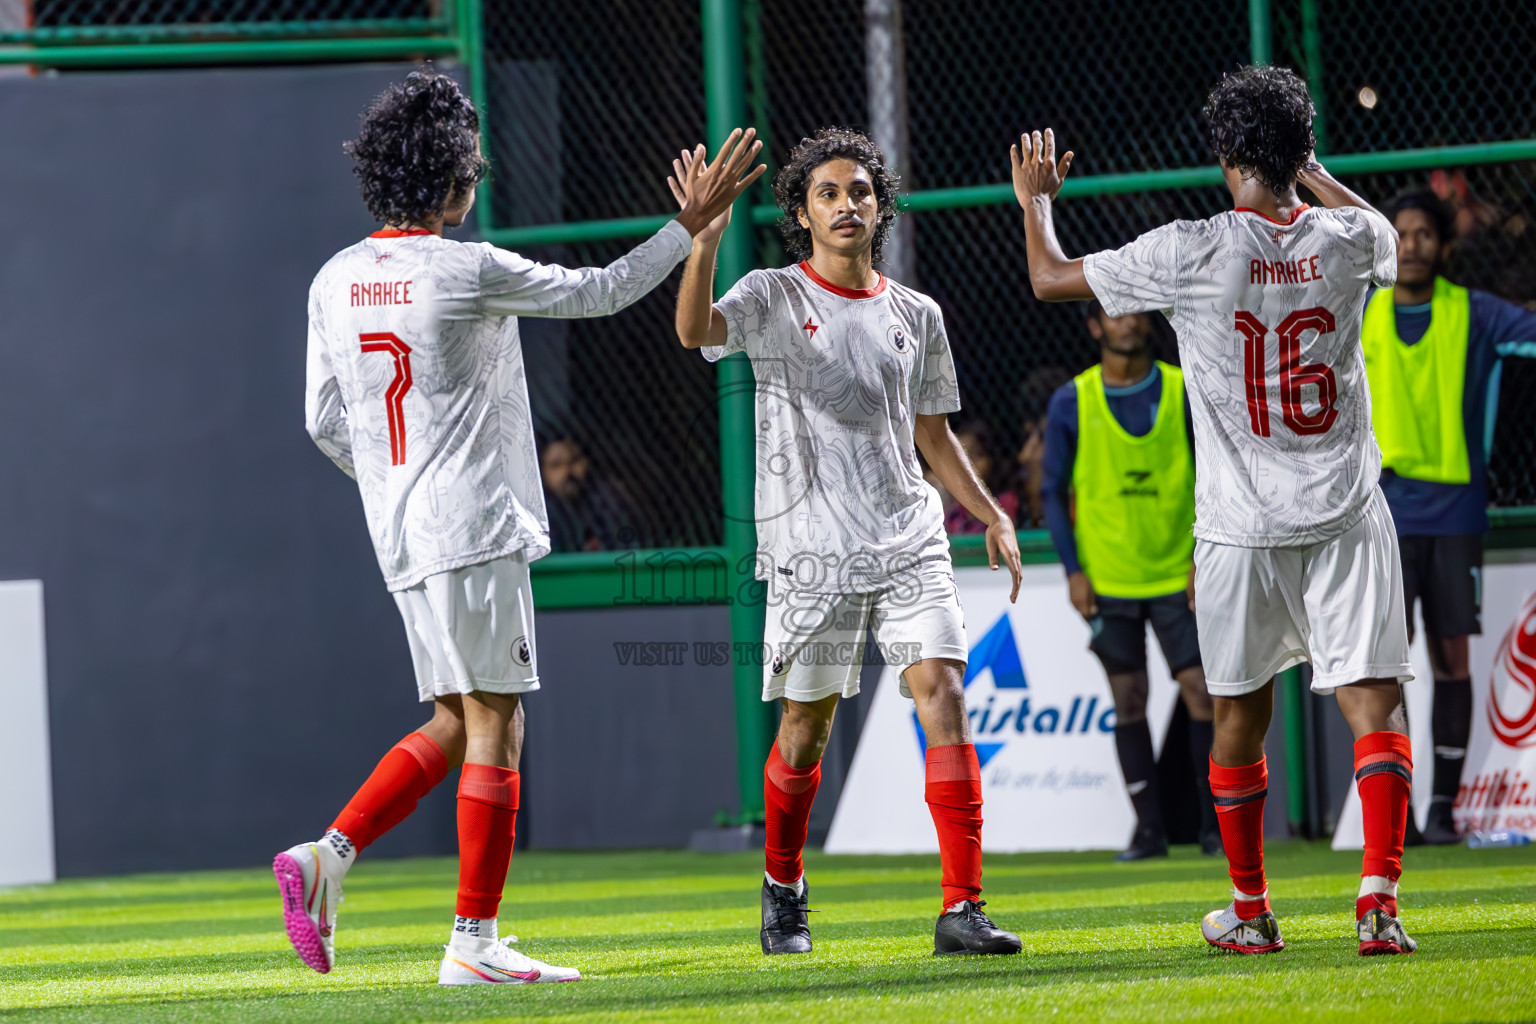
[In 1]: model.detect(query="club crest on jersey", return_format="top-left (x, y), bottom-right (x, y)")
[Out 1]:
top-left (887, 324), bottom-right (909, 353)
top-left (512, 636), bottom-right (531, 668)
top-left (803, 317), bottom-right (819, 339)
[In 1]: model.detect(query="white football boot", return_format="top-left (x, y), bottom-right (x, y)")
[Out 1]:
top-left (439, 935), bottom-right (582, 985)
top-left (1357, 893), bottom-right (1417, 956)
top-left (1201, 892), bottom-right (1285, 954)
top-left (273, 838), bottom-right (348, 973)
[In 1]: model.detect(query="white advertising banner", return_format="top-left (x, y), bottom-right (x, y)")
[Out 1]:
top-left (1334, 558), bottom-right (1536, 848)
top-left (826, 564), bottom-right (1178, 853)
top-left (0, 580), bottom-right (55, 887)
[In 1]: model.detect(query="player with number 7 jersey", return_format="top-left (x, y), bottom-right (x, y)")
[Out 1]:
top-left (1012, 66), bottom-right (1418, 959)
top-left (281, 70), bottom-right (765, 986)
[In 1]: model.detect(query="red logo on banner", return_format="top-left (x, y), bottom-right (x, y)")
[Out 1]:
top-left (1489, 594), bottom-right (1536, 748)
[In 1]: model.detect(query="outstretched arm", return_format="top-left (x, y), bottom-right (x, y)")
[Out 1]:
top-left (668, 146), bottom-right (733, 348)
top-left (479, 129), bottom-right (764, 321)
top-left (915, 413), bottom-right (1022, 603)
top-left (1011, 128), bottom-right (1094, 302)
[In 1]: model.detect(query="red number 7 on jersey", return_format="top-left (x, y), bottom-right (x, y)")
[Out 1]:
top-left (1236, 307), bottom-right (1339, 437)
top-left (360, 332), bottom-right (413, 465)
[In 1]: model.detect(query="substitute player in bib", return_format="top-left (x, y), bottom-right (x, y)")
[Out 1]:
top-left (671, 128), bottom-right (1024, 957)
top-left (1041, 303), bottom-right (1221, 861)
top-left (1012, 66), bottom-right (1417, 956)
top-left (275, 71), bottom-right (763, 984)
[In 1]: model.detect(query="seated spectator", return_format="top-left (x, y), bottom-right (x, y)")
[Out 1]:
top-left (943, 420), bottom-right (1020, 534)
top-left (541, 438), bottom-right (639, 551)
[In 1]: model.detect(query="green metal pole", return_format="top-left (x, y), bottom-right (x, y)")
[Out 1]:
top-left (1280, 667), bottom-right (1309, 833)
top-left (1249, 0), bottom-right (1272, 65)
top-left (0, 36), bottom-right (456, 67)
top-left (1301, 0), bottom-right (1328, 154)
top-left (703, 0), bottom-right (772, 826)
top-left (457, 0), bottom-right (494, 231)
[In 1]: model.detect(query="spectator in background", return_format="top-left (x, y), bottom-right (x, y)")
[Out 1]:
top-left (541, 437), bottom-right (640, 551)
top-left (943, 420), bottom-right (1019, 534)
top-left (1041, 301), bottom-right (1218, 861)
top-left (1361, 190), bottom-right (1536, 844)
top-left (1013, 366), bottom-right (1074, 528)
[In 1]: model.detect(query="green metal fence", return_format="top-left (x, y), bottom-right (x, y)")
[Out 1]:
top-left (14, 0), bottom-right (1534, 830)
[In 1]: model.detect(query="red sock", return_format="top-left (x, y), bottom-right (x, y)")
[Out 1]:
top-left (330, 732), bottom-right (449, 851)
top-left (764, 745), bottom-right (820, 885)
top-left (1355, 730), bottom-right (1412, 915)
top-left (1209, 755), bottom-right (1269, 918)
top-left (456, 764), bottom-right (519, 920)
top-left (925, 743), bottom-right (983, 911)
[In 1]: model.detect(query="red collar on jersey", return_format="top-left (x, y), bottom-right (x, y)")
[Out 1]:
top-left (1233, 204), bottom-right (1312, 226)
top-left (370, 228), bottom-right (435, 238)
top-left (798, 260), bottom-right (887, 299)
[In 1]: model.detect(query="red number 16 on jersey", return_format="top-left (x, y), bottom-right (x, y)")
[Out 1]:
top-left (1236, 306), bottom-right (1339, 437)
top-left (360, 332), bottom-right (413, 465)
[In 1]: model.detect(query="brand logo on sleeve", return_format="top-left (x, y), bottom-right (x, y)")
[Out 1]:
top-left (803, 317), bottom-right (819, 338)
top-left (512, 637), bottom-right (532, 668)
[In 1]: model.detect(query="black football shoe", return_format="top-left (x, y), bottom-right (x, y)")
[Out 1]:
top-left (1420, 802), bottom-right (1461, 846)
top-left (1115, 826), bottom-right (1169, 862)
top-left (760, 878), bottom-right (812, 955)
top-left (933, 900), bottom-right (1022, 956)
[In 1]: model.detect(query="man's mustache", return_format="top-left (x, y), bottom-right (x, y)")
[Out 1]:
top-left (831, 215), bottom-right (864, 229)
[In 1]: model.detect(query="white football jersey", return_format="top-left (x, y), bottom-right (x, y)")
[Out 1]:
top-left (306, 220), bottom-right (691, 590)
top-left (1083, 204), bottom-right (1398, 547)
top-left (703, 262), bottom-right (961, 594)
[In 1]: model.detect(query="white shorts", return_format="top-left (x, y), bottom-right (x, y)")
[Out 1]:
top-left (393, 553), bottom-right (540, 702)
top-left (1194, 488), bottom-right (1412, 697)
top-left (762, 563), bottom-right (968, 703)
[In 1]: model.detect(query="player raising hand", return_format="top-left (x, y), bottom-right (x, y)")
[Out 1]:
top-left (1013, 66), bottom-right (1417, 957)
top-left (275, 69), bottom-right (762, 986)
top-left (675, 128), bottom-right (1024, 958)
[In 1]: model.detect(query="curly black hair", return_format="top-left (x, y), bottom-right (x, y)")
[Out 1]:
top-left (344, 69), bottom-right (488, 225)
top-left (1387, 189), bottom-right (1455, 244)
top-left (1204, 65), bottom-right (1316, 197)
top-left (772, 127), bottom-right (901, 264)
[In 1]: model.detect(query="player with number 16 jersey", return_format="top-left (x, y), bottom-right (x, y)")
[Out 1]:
top-left (1013, 65), bottom-right (1417, 959)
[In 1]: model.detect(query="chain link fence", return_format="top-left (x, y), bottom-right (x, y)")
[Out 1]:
top-left (482, 0), bottom-right (720, 550)
top-left (7, 1), bottom-right (441, 42)
top-left (21, 0), bottom-right (1531, 542)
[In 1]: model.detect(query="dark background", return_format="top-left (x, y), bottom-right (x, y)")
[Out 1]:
top-left (0, 64), bottom-right (738, 876)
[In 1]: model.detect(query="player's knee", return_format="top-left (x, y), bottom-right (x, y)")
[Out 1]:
top-left (1106, 672), bottom-right (1149, 722)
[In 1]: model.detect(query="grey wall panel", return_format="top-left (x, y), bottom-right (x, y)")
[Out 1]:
top-left (0, 63), bottom-right (473, 876)
top-left (520, 605), bottom-right (738, 849)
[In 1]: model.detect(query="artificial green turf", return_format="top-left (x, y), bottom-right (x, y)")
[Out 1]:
top-left (1, 842), bottom-right (1532, 1022)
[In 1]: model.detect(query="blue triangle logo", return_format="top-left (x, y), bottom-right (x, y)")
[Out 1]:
top-left (912, 613), bottom-right (1026, 760)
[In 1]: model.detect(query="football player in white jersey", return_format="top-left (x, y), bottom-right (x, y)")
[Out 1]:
top-left (273, 70), bottom-right (764, 985)
top-left (672, 128), bottom-right (1025, 957)
top-left (1011, 66), bottom-right (1417, 957)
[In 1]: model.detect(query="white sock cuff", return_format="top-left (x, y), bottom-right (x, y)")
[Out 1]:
top-left (765, 870), bottom-right (804, 894)
top-left (1232, 887), bottom-right (1268, 903)
top-left (1359, 875), bottom-right (1398, 898)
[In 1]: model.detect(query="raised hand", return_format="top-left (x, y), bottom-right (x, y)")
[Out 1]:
top-left (1010, 128), bottom-right (1075, 208)
top-left (671, 128), bottom-right (766, 240)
